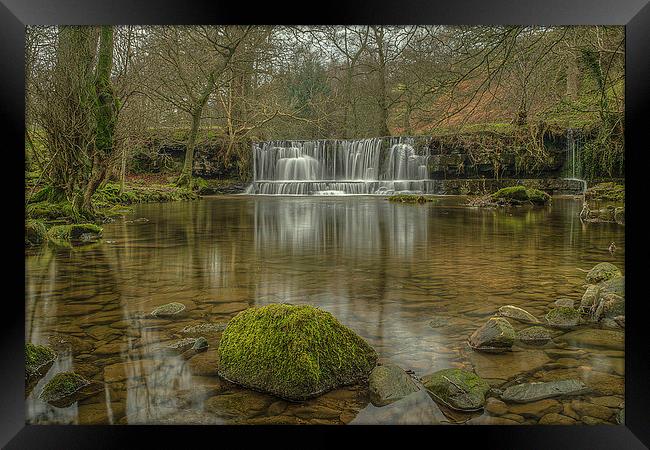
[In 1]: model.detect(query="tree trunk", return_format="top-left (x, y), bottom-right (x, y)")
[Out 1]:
top-left (566, 51), bottom-right (580, 101)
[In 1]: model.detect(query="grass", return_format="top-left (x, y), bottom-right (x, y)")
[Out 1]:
top-left (387, 194), bottom-right (437, 204)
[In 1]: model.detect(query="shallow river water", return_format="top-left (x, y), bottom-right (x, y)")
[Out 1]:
top-left (25, 195), bottom-right (625, 425)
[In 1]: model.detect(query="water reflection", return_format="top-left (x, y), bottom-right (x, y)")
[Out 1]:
top-left (25, 196), bottom-right (625, 424)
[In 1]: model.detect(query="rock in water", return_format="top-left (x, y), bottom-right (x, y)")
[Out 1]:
top-left (469, 317), bottom-right (515, 352)
top-left (501, 380), bottom-right (589, 403)
top-left (217, 304), bottom-right (377, 401)
top-left (585, 263), bottom-right (622, 284)
top-left (554, 298), bottom-right (574, 308)
top-left (25, 342), bottom-right (56, 381)
top-left (579, 285), bottom-right (601, 312)
top-left (599, 276), bottom-right (624, 297)
top-left (545, 307), bottom-right (580, 329)
top-left (40, 372), bottom-right (103, 407)
top-left (192, 337), bottom-right (209, 352)
top-left (368, 365), bottom-right (419, 406)
top-left (150, 302), bottom-right (186, 318)
top-left (422, 368), bottom-right (490, 411)
top-left (517, 326), bottom-right (552, 346)
top-left (25, 343), bottom-right (56, 395)
top-left (497, 305), bottom-right (540, 324)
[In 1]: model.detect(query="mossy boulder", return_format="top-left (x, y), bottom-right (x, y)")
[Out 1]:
top-left (599, 276), bottom-right (624, 298)
top-left (579, 284), bottom-right (601, 312)
top-left (422, 368), bottom-right (490, 411)
top-left (585, 263), bottom-right (622, 284)
top-left (490, 186), bottom-right (551, 206)
top-left (47, 223), bottom-right (103, 247)
top-left (39, 371), bottom-right (103, 407)
top-left (545, 307), bottom-right (580, 329)
top-left (25, 343), bottom-right (56, 393)
top-left (468, 317), bottom-right (515, 352)
top-left (25, 220), bottom-right (48, 246)
top-left (584, 182), bottom-right (624, 202)
top-left (497, 305), bottom-right (540, 324)
top-left (217, 304), bottom-right (378, 401)
top-left (517, 326), bottom-right (552, 346)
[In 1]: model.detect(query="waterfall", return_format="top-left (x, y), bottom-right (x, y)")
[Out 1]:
top-left (247, 137), bottom-right (431, 195)
top-left (563, 129), bottom-right (586, 193)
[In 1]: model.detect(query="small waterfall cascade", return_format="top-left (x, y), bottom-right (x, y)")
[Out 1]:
top-left (246, 137), bottom-right (431, 195)
top-left (563, 128), bottom-right (587, 193)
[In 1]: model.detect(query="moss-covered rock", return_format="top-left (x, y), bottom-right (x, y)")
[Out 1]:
top-left (599, 276), bottom-right (624, 298)
top-left (545, 307), bottom-right (580, 329)
top-left (25, 342), bottom-right (57, 392)
top-left (516, 326), bottom-right (552, 346)
top-left (39, 371), bottom-right (102, 407)
top-left (586, 263), bottom-right (622, 284)
top-left (579, 284), bottom-right (601, 312)
top-left (490, 186), bottom-right (551, 206)
top-left (217, 304), bottom-right (378, 401)
top-left (387, 194), bottom-right (437, 204)
top-left (47, 223), bottom-right (103, 247)
top-left (584, 182), bottom-right (624, 202)
top-left (468, 317), bottom-right (515, 352)
top-left (25, 220), bottom-right (48, 246)
top-left (422, 368), bottom-right (490, 411)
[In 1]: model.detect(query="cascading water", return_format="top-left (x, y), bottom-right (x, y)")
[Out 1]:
top-left (246, 137), bottom-right (432, 195)
top-left (563, 129), bottom-right (587, 193)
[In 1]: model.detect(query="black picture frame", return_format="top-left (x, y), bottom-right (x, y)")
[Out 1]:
top-left (2, 0), bottom-right (648, 447)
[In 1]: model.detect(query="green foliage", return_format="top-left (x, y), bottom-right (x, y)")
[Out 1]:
top-left (217, 303), bottom-right (378, 400)
top-left (584, 182), bottom-right (624, 202)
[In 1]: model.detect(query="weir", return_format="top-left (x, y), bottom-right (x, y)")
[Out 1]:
top-left (246, 137), bottom-right (431, 195)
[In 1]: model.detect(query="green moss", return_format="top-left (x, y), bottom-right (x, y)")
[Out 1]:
top-left (584, 182), bottom-right (624, 202)
top-left (422, 368), bottom-right (490, 411)
top-left (490, 186), bottom-right (551, 206)
top-left (217, 303), bottom-right (378, 401)
top-left (25, 342), bottom-right (56, 378)
top-left (25, 220), bottom-right (48, 246)
top-left (47, 223), bottom-right (102, 247)
top-left (545, 307), bottom-right (580, 328)
top-left (387, 194), bottom-right (437, 204)
top-left (40, 372), bottom-right (89, 403)
top-left (585, 263), bottom-right (622, 284)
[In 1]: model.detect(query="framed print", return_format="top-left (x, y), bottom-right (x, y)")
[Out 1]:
top-left (2, 0), bottom-right (649, 447)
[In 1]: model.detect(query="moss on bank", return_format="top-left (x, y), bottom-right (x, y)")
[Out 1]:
top-left (25, 342), bottom-right (57, 379)
top-left (217, 304), bottom-right (378, 401)
top-left (584, 182), bottom-right (624, 203)
top-left (387, 194), bottom-right (437, 204)
top-left (491, 186), bottom-right (551, 205)
top-left (46, 223), bottom-right (103, 247)
top-left (39, 372), bottom-right (89, 403)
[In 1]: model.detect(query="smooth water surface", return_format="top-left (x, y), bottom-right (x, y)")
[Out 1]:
top-left (25, 196), bottom-right (625, 425)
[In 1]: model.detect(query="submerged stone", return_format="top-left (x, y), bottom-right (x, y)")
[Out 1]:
top-left (468, 317), bottom-right (515, 352)
top-left (40, 372), bottom-right (103, 407)
top-left (585, 263), bottom-right (622, 284)
top-left (180, 322), bottom-right (227, 336)
top-left (497, 305), bottom-right (540, 324)
top-left (150, 302), bottom-right (186, 318)
top-left (422, 368), bottom-right (490, 411)
top-left (217, 304), bottom-right (378, 401)
top-left (516, 326), bottom-right (552, 346)
top-left (167, 338), bottom-right (197, 353)
top-left (501, 380), bottom-right (589, 403)
top-left (554, 298), bottom-right (574, 308)
top-left (556, 329), bottom-right (624, 350)
top-left (368, 364), bottom-right (419, 406)
top-left (545, 307), bottom-right (580, 329)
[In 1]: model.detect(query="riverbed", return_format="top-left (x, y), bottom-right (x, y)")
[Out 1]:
top-left (25, 195), bottom-right (625, 425)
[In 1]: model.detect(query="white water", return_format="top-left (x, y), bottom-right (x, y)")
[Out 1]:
top-left (563, 129), bottom-right (587, 194)
top-left (248, 137), bottom-right (431, 195)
